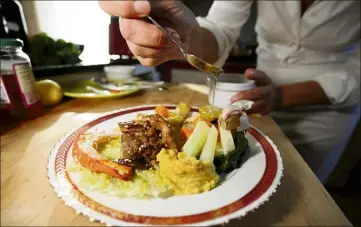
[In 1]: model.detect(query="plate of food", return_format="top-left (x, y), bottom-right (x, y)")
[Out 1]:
top-left (48, 101), bottom-right (283, 226)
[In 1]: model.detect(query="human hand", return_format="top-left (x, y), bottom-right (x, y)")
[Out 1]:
top-left (99, 0), bottom-right (200, 66)
top-left (230, 69), bottom-right (281, 115)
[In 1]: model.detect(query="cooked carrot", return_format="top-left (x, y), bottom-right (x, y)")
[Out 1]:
top-left (73, 135), bottom-right (133, 181)
top-left (155, 105), bottom-right (169, 118)
top-left (181, 127), bottom-right (194, 140)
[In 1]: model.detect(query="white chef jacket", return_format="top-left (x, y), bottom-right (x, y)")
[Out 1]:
top-left (197, 0), bottom-right (360, 183)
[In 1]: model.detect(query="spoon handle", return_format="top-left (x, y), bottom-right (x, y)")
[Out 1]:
top-left (146, 16), bottom-right (185, 57)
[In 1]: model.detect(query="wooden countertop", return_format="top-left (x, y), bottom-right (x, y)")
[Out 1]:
top-left (0, 84), bottom-right (351, 226)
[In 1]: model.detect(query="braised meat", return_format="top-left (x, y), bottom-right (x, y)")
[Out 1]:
top-left (117, 114), bottom-right (177, 169)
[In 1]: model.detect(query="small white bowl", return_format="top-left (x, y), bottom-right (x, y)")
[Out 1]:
top-left (103, 65), bottom-right (135, 81)
top-left (207, 73), bottom-right (256, 109)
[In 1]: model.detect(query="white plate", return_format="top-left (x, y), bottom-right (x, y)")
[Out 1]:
top-left (48, 105), bottom-right (283, 226)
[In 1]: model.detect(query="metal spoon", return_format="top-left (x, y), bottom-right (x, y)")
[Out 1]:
top-left (146, 16), bottom-right (224, 76)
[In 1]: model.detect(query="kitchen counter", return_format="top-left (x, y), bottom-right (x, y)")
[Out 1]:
top-left (0, 83), bottom-right (351, 226)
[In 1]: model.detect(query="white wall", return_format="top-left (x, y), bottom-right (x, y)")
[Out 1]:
top-left (31, 1), bottom-right (110, 64)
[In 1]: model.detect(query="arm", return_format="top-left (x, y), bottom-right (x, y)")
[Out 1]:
top-left (307, 41), bottom-right (360, 109)
top-left (276, 81), bottom-right (330, 109)
top-left (99, 1), bottom-right (252, 67)
top-left (191, 1), bottom-right (254, 66)
top-left (232, 41), bottom-right (360, 113)
top-left (277, 40), bottom-right (360, 109)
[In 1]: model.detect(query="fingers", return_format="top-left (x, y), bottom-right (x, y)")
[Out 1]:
top-left (230, 69), bottom-right (275, 115)
top-left (133, 47), bottom-right (181, 66)
top-left (231, 85), bottom-right (272, 103)
top-left (126, 41), bottom-right (173, 58)
top-left (99, 0), bottom-right (185, 67)
top-left (127, 41), bottom-right (180, 58)
top-left (134, 55), bottom-right (168, 67)
top-left (244, 68), bottom-right (271, 86)
top-left (120, 18), bottom-right (183, 65)
top-left (119, 18), bottom-right (176, 47)
top-left (99, 0), bottom-right (151, 18)
top-left (246, 99), bottom-right (270, 115)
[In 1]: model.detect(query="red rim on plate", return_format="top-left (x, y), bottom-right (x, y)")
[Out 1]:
top-left (53, 106), bottom-right (278, 225)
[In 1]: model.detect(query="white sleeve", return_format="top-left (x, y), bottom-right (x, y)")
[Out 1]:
top-left (313, 41), bottom-right (360, 107)
top-left (196, 1), bottom-right (254, 67)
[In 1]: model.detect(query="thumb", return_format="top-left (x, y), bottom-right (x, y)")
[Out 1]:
top-left (134, 1), bottom-right (151, 17)
top-left (99, 0), bottom-right (151, 18)
top-left (244, 68), bottom-right (270, 86)
top-left (165, 28), bottom-right (181, 42)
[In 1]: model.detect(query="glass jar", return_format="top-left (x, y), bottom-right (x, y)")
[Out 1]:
top-left (0, 38), bottom-right (44, 121)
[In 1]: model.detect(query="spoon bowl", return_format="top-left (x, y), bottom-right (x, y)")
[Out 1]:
top-left (185, 54), bottom-right (224, 75)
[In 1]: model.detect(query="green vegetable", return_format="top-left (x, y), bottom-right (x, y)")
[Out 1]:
top-left (27, 32), bottom-right (82, 66)
top-left (199, 125), bottom-right (218, 163)
top-left (182, 120), bottom-right (210, 157)
top-left (174, 102), bottom-right (190, 120)
top-left (213, 131), bottom-right (250, 174)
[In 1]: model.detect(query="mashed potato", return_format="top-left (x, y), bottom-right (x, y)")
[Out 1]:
top-left (156, 149), bottom-right (219, 195)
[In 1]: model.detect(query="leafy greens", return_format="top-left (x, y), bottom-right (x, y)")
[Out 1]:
top-left (213, 131), bottom-right (250, 174)
top-left (27, 32), bottom-right (82, 66)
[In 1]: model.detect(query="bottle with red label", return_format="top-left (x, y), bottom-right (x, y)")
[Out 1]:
top-left (0, 38), bottom-right (44, 121)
